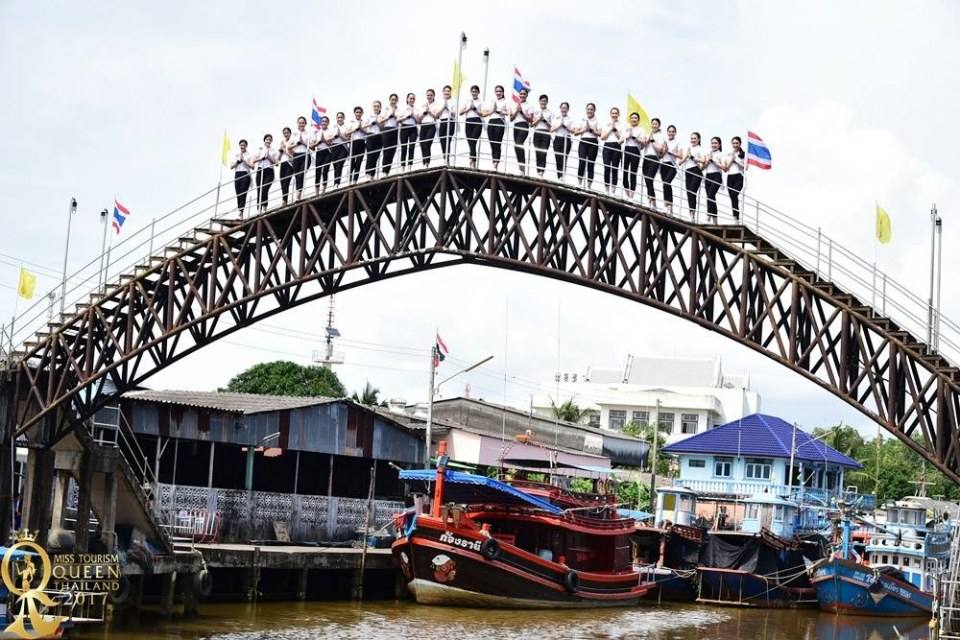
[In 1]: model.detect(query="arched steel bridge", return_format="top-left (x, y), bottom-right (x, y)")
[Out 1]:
top-left (5, 164), bottom-right (960, 489)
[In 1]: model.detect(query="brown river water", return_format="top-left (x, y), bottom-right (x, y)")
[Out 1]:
top-left (69, 601), bottom-right (932, 639)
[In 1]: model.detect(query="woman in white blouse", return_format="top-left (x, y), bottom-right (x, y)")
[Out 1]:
top-left (277, 129), bottom-right (293, 205)
top-left (438, 85), bottom-right (454, 162)
top-left (550, 101), bottom-right (574, 180)
top-left (419, 89), bottom-right (438, 166)
top-left (363, 100), bottom-right (383, 180)
top-left (484, 84), bottom-right (508, 170)
top-left (329, 112), bottom-right (349, 187)
top-left (660, 125), bottom-right (680, 214)
top-left (600, 107), bottom-right (623, 194)
top-left (700, 136), bottom-right (724, 222)
top-left (397, 92), bottom-right (419, 169)
top-left (461, 84), bottom-right (484, 168)
top-left (380, 93), bottom-right (400, 175)
top-left (531, 94), bottom-right (553, 177)
top-left (311, 116), bottom-right (332, 194)
top-left (724, 136), bottom-right (746, 220)
top-left (252, 134), bottom-right (279, 213)
top-left (642, 117), bottom-right (666, 208)
top-left (575, 102), bottom-right (600, 188)
top-left (230, 139), bottom-right (253, 214)
top-left (681, 131), bottom-right (704, 219)
top-left (510, 88), bottom-right (533, 175)
top-left (621, 112), bottom-right (643, 199)
top-left (347, 106), bottom-right (366, 183)
top-left (289, 116), bottom-right (311, 200)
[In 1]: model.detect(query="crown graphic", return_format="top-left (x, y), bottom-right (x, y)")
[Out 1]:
top-left (13, 529), bottom-right (37, 543)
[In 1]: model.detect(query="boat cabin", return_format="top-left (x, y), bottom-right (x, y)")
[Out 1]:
top-left (654, 487), bottom-right (698, 528)
top-left (864, 500), bottom-right (950, 592)
top-left (740, 495), bottom-right (798, 538)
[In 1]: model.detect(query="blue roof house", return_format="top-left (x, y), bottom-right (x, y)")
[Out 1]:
top-left (662, 414), bottom-right (874, 509)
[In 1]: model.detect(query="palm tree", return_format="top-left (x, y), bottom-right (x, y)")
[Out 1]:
top-left (351, 380), bottom-right (381, 406)
top-left (553, 398), bottom-right (584, 423)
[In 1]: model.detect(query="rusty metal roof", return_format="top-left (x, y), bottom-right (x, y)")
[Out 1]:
top-left (122, 389), bottom-right (341, 414)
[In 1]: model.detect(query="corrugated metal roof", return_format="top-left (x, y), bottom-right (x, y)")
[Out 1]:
top-left (662, 413), bottom-right (863, 469)
top-left (122, 389), bottom-right (341, 414)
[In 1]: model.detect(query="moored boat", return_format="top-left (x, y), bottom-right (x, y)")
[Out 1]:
top-left (392, 443), bottom-right (655, 608)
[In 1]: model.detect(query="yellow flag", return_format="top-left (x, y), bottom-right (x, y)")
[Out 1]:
top-left (876, 203), bottom-right (892, 244)
top-left (626, 94), bottom-right (652, 134)
top-left (17, 267), bottom-right (36, 300)
top-left (220, 130), bottom-right (231, 167)
top-left (451, 60), bottom-right (466, 93)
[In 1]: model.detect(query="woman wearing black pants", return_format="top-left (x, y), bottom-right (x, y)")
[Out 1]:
top-left (660, 125), bottom-right (679, 214)
top-left (701, 136), bottom-right (724, 221)
top-left (380, 94), bottom-right (399, 175)
top-left (550, 101), bottom-right (573, 179)
top-left (397, 92), bottom-right (418, 168)
top-left (510, 88), bottom-right (532, 174)
top-left (278, 128), bottom-right (293, 204)
top-left (437, 85), bottom-right (454, 161)
top-left (600, 107), bottom-right (623, 193)
top-left (724, 136), bottom-right (746, 220)
top-left (312, 116), bottom-right (332, 194)
top-left (681, 131), bottom-right (704, 219)
top-left (576, 102), bottom-right (599, 187)
top-left (641, 117), bottom-right (665, 208)
top-left (485, 85), bottom-right (508, 170)
top-left (253, 134), bottom-right (279, 213)
top-left (330, 112), bottom-right (349, 187)
top-left (621, 112), bottom-right (643, 199)
top-left (531, 94), bottom-right (553, 176)
top-left (348, 106), bottom-right (366, 183)
top-left (461, 85), bottom-right (484, 168)
top-left (419, 89), bottom-right (438, 165)
top-left (364, 101), bottom-right (382, 179)
top-left (229, 139), bottom-right (253, 214)
top-left (290, 117), bottom-right (311, 200)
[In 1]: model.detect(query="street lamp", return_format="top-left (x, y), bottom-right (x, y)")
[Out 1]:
top-left (424, 353), bottom-right (493, 468)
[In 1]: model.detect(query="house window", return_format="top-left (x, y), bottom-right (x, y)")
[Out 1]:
top-left (745, 458), bottom-right (772, 481)
top-left (714, 457), bottom-right (732, 478)
top-left (680, 413), bottom-right (698, 434)
top-left (632, 410), bottom-right (649, 425)
top-left (588, 413), bottom-right (600, 427)
top-left (688, 459), bottom-right (706, 468)
top-left (774, 505), bottom-right (785, 521)
top-left (745, 504), bottom-right (759, 519)
top-left (658, 412), bottom-right (675, 433)
top-left (609, 410), bottom-right (627, 431)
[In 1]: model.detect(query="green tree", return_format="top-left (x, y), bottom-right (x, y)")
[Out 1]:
top-left (351, 380), bottom-right (382, 406)
top-left (854, 434), bottom-right (960, 503)
top-left (553, 399), bottom-right (585, 423)
top-left (224, 360), bottom-right (347, 397)
top-left (622, 421), bottom-right (672, 476)
top-left (812, 424), bottom-right (866, 459)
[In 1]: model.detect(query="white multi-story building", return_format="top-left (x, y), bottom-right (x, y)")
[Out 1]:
top-left (531, 355), bottom-right (760, 444)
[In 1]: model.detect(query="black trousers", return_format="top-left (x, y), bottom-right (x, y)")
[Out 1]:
top-left (623, 146), bottom-right (641, 191)
top-left (553, 135), bottom-right (572, 178)
top-left (315, 148), bottom-right (331, 187)
top-left (234, 171), bottom-right (251, 211)
top-left (704, 171), bottom-right (723, 216)
top-left (331, 144), bottom-right (348, 185)
top-left (642, 156), bottom-right (660, 199)
top-left (602, 142), bottom-right (622, 187)
top-left (349, 138), bottom-right (366, 182)
top-left (685, 168), bottom-right (703, 212)
top-left (532, 129), bottom-right (551, 172)
top-left (279, 163), bottom-right (293, 202)
top-left (513, 121), bottom-right (529, 166)
top-left (578, 138), bottom-right (598, 181)
top-left (256, 167), bottom-right (274, 208)
top-left (381, 128), bottom-right (399, 174)
top-left (727, 173), bottom-right (744, 218)
top-left (488, 118), bottom-right (506, 162)
top-left (465, 117), bottom-right (483, 162)
top-left (365, 133), bottom-right (382, 177)
top-left (400, 124), bottom-right (418, 166)
top-left (419, 123), bottom-right (436, 164)
top-left (438, 119), bottom-right (453, 159)
top-left (291, 153), bottom-right (307, 192)
top-left (660, 163), bottom-right (677, 204)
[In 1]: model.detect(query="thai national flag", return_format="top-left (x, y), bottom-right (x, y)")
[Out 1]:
top-left (311, 98), bottom-right (327, 129)
top-left (112, 200), bottom-right (130, 235)
top-left (746, 131), bottom-right (772, 170)
top-left (434, 334), bottom-right (449, 367)
top-left (512, 66), bottom-right (530, 105)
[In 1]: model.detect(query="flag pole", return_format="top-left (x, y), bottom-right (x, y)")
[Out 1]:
top-left (451, 32), bottom-right (467, 165)
top-left (98, 208), bottom-right (109, 291)
top-left (424, 331), bottom-right (436, 469)
top-left (927, 204), bottom-right (937, 344)
top-left (935, 212), bottom-right (943, 351)
top-left (481, 48), bottom-right (490, 102)
top-left (59, 197), bottom-right (77, 318)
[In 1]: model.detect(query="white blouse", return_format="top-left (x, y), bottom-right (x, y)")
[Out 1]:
top-left (363, 114), bottom-right (381, 135)
top-left (438, 99), bottom-right (454, 120)
top-left (601, 122), bottom-right (622, 142)
top-left (682, 144), bottom-right (703, 170)
top-left (622, 125), bottom-right (645, 147)
top-left (662, 137), bottom-right (680, 165)
top-left (511, 102), bottom-right (533, 124)
top-left (486, 97), bottom-right (508, 121)
top-left (380, 107), bottom-right (398, 129)
top-left (704, 150), bottom-right (724, 173)
top-left (533, 107), bottom-right (553, 130)
top-left (291, 129), bottom-right (311, 153)
top-left (232, 151), bottom-right (253, 173)
top-left (579, 117), bottom-right (599, 139)
top-left (255, 147), bottom-right (279, 169)
top-left (314, 129), bottom-right (330, 150)
top-left (463, 98), bottom-right (483, 118)
top-left (420, 102), bottom-right (436, 124)
top-left (396, 105), bottom-right (417, 126)
top-left (552, 115), bottom-right (574, 136)
top-left (726, 151), bottom-right (745, 175)
top-left (644, 130), bottom-right (666, 157)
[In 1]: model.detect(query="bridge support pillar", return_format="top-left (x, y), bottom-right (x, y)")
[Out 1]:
top-left (159, 571), bottom-right (177, 616)
top-left (100, 471), bottom-right (118, 552)
top-left (0, 432), bottom-right (12, 539)
top-left (50, 470), bottom-right (70, 530)
top-left (74, 449), bottom-right (94, 552)
top-left (25, 447), bottom-right (54, 546)
top-left (296, 567), bottom-right (309, 600)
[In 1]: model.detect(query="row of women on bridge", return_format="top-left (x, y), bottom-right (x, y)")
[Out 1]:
top-left (228, 85), bottom-right (748, 222)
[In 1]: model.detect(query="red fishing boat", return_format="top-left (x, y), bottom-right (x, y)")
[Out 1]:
top-left (391, 443), bottom-right (655, 608)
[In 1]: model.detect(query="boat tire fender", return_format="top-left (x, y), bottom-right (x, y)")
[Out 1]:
top-left (195, 569), bottom-right (214, 598)
top-left (108, 575), bottom-right (131, 605)
top-left (480, 538), bottom-right (501, 561)
top-left (564, 570), bottom-right (580, 594)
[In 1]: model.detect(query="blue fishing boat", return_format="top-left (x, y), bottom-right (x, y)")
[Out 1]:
top-left (809, 498), bottom-right (950, 616)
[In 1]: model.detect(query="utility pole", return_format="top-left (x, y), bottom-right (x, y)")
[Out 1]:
top-left (648, 399), bottom-right (660, 513)
top-left (60, 197), bottom-right (77, 316)
top-left (424, 345), bottom-right (437, 468)
top-left (927, 204), bottom-right (937, 344)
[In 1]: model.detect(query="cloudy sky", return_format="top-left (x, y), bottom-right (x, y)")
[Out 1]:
top-left (1, 0), bottom-right (957, 439)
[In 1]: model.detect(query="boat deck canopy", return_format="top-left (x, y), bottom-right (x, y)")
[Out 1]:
top-left (399, 469), bottom-right (563, 514)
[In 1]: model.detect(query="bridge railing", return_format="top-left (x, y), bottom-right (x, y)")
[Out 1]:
top-left (3, 117), bottom-right (957, 368)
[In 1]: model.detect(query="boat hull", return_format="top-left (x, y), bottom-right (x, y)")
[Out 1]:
top-left (809, 557), bottom-right (933, 617)
top-left (698, 567), bottom-right (818, 608)
top-left (393, 529), bottom-right (650, 609)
